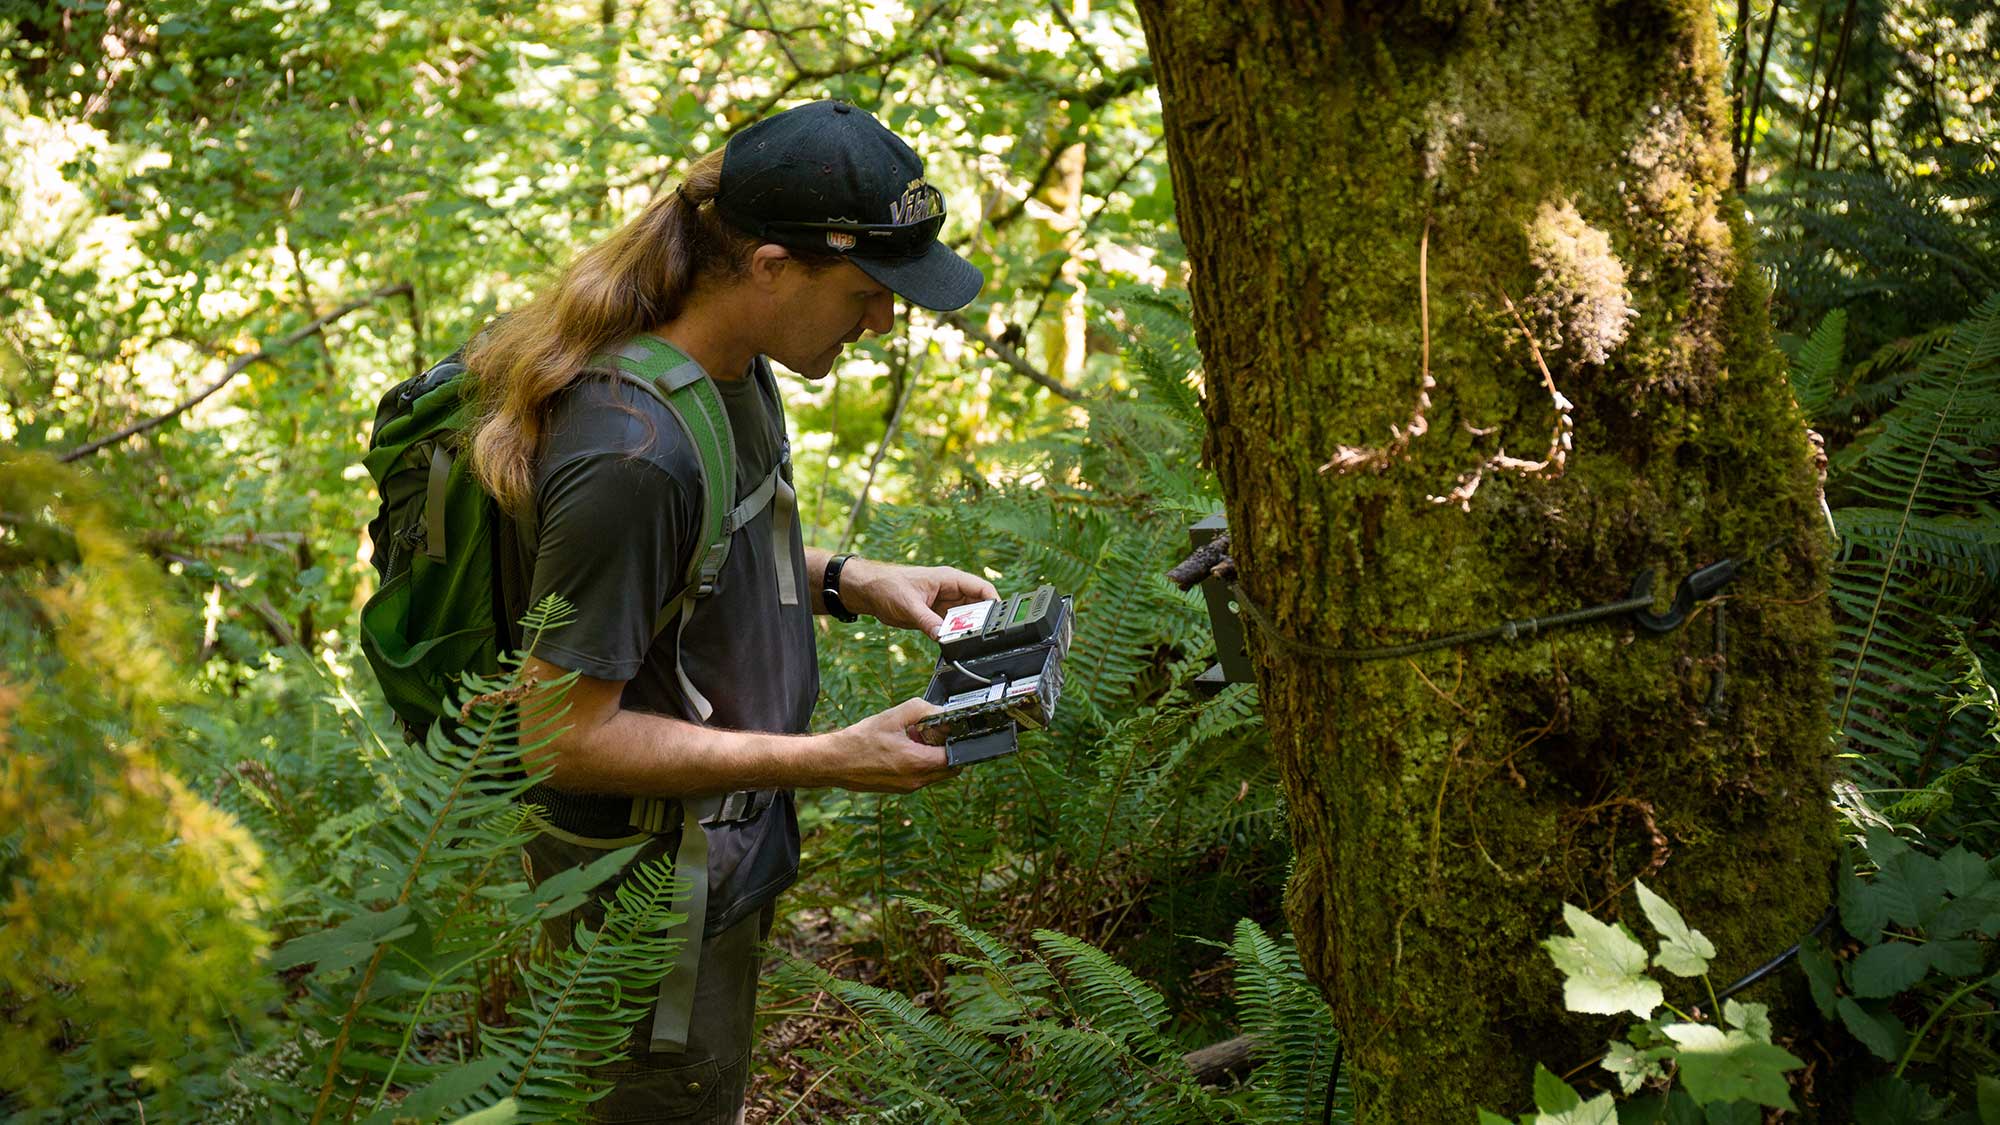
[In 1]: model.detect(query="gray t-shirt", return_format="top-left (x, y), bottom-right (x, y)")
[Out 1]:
top-left (516, 354), bottom-right (817, 935)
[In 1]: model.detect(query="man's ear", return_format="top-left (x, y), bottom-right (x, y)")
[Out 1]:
top-left (747, 243), bottom-right (796, 290)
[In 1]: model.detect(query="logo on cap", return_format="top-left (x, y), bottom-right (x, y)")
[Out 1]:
top-left (826, 231), bottom-right (856, 251)
top-left (889, 179), bottom-right (941, 226)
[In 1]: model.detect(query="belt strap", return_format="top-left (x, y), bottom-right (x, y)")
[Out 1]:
top-left (635, 789), bottom-right (767, 1053)
top-left (649, 795), bottom-right (713, 1054)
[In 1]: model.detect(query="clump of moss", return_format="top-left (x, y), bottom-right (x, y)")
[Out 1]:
top-left (1524, 200), bottom-right (1636, 368)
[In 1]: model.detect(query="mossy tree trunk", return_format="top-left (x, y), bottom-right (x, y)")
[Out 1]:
top-left (1133, 1), bottom-right (1836, 1117)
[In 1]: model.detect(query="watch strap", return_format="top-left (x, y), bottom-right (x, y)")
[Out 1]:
top-left (822, 553), bottom-right (860, 622)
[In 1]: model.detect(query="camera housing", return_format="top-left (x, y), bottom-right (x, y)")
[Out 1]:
top-left (914, 586), bottom-right (1074, 765)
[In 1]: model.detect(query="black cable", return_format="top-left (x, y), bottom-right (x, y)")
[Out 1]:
top-left (1715, 905), bottom-right (1838, 1004)
top-left (1229, 581), bottom-right (1660, 662)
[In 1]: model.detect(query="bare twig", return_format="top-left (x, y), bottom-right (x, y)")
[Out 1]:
top-left (59, 283), bottom-right (413, 463)
top-left (837, 341), bottom-right (924, 553)
top-left (940, 310), bottom-right (1082, 401)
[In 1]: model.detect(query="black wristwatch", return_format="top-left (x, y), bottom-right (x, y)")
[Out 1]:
top-left (821, 553), bottom-right (860, 622)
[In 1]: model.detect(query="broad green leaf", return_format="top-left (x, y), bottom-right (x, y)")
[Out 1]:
top-left (1836, 997), bottom-right (1908, 1061)
top-left (1927, 938), bottom-right (1984, 978)
top-left (1797, 938), bottom-right (1839, 1018)
top-left (1535, 1063), bottom-right (1583, 1113)
top-left (1544, 904), bottom-right (1663, 1019)
top-left (1539, 1093), bottom-right (1619, 1125)
top-left (1977, 1074), bottom-right (2000, 1125)
top-left (1878, 851), bottom-right (1948, 928)
top-left (1847, 941), bottom-right (1930, 998)
top-left (1661, 1023), bottom-right (1801, 1110)
top-left (1635, 880), bottom-right (1715, 978)
top-left (1840, 864), bottom-right (1891, 944)
top-left (1852, 1074), bottom-right (1946, 1123)
top-left (1478, 1110), bottom-right (1517, 1125)
top-left (1616, 1089), bottom-right (1704, 1125)
top-left (1701, 1102), bottom-right (1760, 1125)
top-left (1941, 846), bottom-right (1994, 898)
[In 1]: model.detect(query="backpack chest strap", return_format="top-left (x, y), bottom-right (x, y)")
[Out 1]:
top-left (726, 461), bottom-right (801, 608)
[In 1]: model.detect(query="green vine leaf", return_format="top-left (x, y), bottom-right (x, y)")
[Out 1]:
top-left (1535, 1092), bottom-right (1618, 1124)
top-left (1542, 903), bottom-right (1662, 1019)
top-left (1533, 1062), bottom-right (1582, 1113)
top-left (1660, 1023), bottom-right (1801, 1110)
top-left (1634, 880), bottom-right (1715, 978)
top-left (1601, 1040), bottom-right (1671, 1094)
top-left (1721, 999), bottom-right (1773, 1042)
top-left (1847, 940), bottom-right (1931, 998)
top-left (1836, 996), bottom-right (1909, 1061)
top-left (1940, 845), bottom-right (1994, 898)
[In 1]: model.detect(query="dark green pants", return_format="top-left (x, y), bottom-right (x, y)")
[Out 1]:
top-left (523, 832), bottom-right (774, 1125)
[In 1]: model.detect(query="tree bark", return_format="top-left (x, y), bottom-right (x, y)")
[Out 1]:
top-left (1132, 1), bottom-right (1835, 1118)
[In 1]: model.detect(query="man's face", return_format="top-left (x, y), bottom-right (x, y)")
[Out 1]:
top-left (765, 259), bottom-right (897, 379)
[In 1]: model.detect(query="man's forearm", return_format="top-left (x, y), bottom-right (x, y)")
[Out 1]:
top-left (539, 707), bottom-right (840, 798)
top-left (803, 546), bottom-right (834, 616)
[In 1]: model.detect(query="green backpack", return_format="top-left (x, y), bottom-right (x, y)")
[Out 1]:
top-left (359, 333), bottom-right (786, 740)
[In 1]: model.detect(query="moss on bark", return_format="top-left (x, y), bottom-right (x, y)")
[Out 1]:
top-left (1132, 1), bottom-right (1836, 1117)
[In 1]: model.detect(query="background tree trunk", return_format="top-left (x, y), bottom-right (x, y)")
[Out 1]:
top-left (1133, 1), bottom-right (1837, 1117)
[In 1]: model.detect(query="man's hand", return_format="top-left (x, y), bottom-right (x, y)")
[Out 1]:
top-left (841, 557), bottom-right (999, 637)
top-left (825, 698), bottom-right (957, 792)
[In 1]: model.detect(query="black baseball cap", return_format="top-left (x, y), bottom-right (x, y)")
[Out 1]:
top-left (715, 100), bottom-right (985, 312)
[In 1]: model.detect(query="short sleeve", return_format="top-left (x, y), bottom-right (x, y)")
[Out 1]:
top-left (524, 450), bottom-right (697, 681)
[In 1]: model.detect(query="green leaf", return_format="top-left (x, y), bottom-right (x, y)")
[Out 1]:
top-left (1540, 1093), bottom-right (1620, 1125)
top-left (1941, 846), bottom-right (1994, 898)
top-left (1701, 1102), bottom-right (1760, 1125)
top-left (1635, 880), bottom-right (1715, 978)
top-left (1836, 997), bottom-right (1908, 1061)
top-left (515, 841), bottom-right (646, 919)
top-left (1841, 863), bottom-right (1891, 944)
top-left (1617, 1089), bottom-right (1704, 1125)
top-left (271, 904), bottom-right (415, 973)
top-left (1879, 851), bottom-right (1948, 928)
top-left (1543, 903), bottom-right (1664, 1019)
top-left (1661, 1024), bottom-right (1801, 1110)
top-left (447, 1100), bottom-right (520, 1125)
top-left (1721, 999), bottom-right (1772, 1042)
top-left (1602, 1039), bottom-right (1671, 1094)
top-left (1977, 1074), bottom-right (2000, 1125)
top-left (1926, 938), bottom-right (1984, 977)
top-left (1847, 941), bottom-right (1930, 998)
top-left (362, 1057), bottom-right (508, 1125)
top-left (1535, 1062), bottom-right (1583, 1113)
top-left (1852, 1074), bottom-right (1946, 1124)
top-left (1798, 938), bottom-right (1839, 1018)
top-left (1479, 1110), bottom-right (1518, 1125)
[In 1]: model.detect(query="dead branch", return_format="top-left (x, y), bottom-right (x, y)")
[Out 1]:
top-left (940, 310), bottom-right (1082, 401)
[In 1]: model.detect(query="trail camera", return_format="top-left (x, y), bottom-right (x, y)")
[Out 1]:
top-left (1186, 514), bottom-right (1254, 690)
top-left (914, 585), bottom-right (1074, 766)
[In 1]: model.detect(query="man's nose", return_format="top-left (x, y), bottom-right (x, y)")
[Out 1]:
top-left (862, 290), bottom-right (896, 336)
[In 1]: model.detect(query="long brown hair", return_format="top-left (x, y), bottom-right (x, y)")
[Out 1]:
top-left (466, 150), bottom-right (822, 514)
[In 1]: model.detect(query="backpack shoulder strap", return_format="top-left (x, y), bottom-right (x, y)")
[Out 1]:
top-left (588, 335), bottom-right (735, 721)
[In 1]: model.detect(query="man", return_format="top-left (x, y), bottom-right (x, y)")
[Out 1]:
top-left (462, 100), bottom-right (995, 1123)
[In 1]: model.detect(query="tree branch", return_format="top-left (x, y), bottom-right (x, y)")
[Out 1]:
top-left (59, 282), bottom-right (414, 463)
top-left (940, 310), bottom-right (1082, 401)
